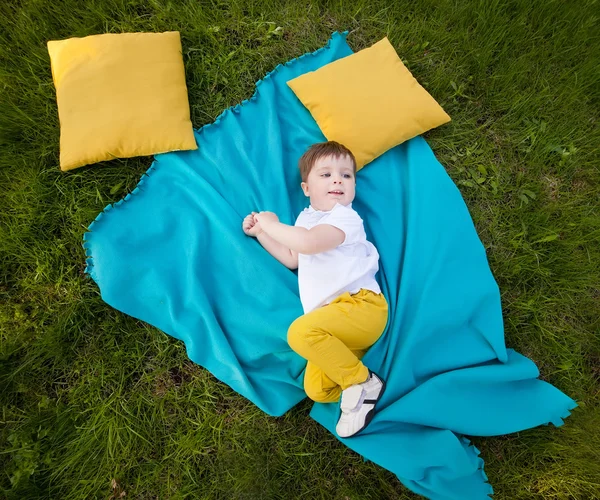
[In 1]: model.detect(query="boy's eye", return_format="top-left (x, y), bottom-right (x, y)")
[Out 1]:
top-left (321, 173), bottom-right (330, 177)
top-left (344, 174), bottom-right (352, 178)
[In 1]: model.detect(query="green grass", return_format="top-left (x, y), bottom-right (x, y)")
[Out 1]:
top-left (1, 0), bottom-right (599, 498)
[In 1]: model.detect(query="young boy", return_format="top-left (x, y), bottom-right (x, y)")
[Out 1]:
top-left (242, 141), bottom-right (388, 438)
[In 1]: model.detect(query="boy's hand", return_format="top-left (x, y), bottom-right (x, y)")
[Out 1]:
top-left (254, 211), bottom-right (279, 230)
top-left (242, 212), bottom-right (263, 237)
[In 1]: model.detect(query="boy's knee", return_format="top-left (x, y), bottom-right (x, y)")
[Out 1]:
top-left (287, 317), bottom-right (308, 351)
top-left (304, 384), bottom-right (326, 402)
top-left (287, 320), bottom-right (304, 351)
top-left (304, 383), bottom-right (340, 403)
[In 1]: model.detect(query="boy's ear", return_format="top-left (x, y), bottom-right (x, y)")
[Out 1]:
top-left (301, 181), bottom-right (309, 197)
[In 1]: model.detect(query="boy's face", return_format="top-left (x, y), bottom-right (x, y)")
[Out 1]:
top-left (301, 154), bottom-right (356, 211)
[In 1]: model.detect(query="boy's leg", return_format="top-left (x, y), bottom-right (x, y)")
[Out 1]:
top-left (288, 290), bottom-right (388, 392)
top-left (303, 349), bottom-right (367, 403)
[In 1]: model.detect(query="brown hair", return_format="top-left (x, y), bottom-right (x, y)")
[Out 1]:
top-left (298, 141), bottom-right (357, 182)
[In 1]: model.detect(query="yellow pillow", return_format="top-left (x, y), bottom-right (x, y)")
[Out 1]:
top-left (287, 37), bottom-right (450, 170)
top-left (48, 31), bottom-right (197, 171)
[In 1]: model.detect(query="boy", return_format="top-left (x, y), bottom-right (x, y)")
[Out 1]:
top-left (242, 141), bottom-right (388, 438)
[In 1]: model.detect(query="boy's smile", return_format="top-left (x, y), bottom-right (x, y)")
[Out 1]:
top-left (301, 154), bottom-right (356, 211)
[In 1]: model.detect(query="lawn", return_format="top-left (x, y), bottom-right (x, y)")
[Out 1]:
top-left (1, 0), bottom-right (599, 498)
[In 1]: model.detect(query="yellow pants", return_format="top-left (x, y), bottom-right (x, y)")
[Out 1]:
top-left (287, 289), bottom-right (389, 403)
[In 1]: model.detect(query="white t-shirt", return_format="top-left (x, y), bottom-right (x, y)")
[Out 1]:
top-left (294, 202), bottom-right (381, 313)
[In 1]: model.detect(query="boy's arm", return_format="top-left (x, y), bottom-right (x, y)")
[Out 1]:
top-left (256, 231), bottom-right (298, 269)
top-left (256, 212), bottom-right (344, 255)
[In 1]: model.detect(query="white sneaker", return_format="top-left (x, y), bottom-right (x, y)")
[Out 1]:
top-left (336, 370), bottom-right (386, 438)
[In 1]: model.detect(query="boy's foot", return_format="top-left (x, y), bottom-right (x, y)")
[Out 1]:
top-left (336, 370), bottom-right (385, 438)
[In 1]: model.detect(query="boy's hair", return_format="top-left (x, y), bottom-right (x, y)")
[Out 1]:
top-left (298, 141), bottom-right (357, 182)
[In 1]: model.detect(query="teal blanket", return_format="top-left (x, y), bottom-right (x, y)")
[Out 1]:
top-left (83, 32), bottom-right (576, 499)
